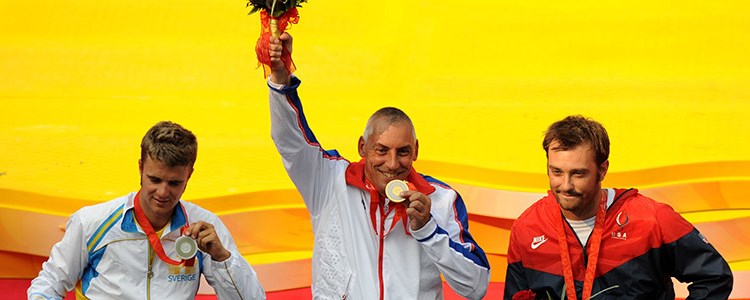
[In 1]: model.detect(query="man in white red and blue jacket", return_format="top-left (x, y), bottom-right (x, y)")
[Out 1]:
top-left (505, 115), bottom-right (733, 299)
top-left (266, 33), bottom-right (490, 299)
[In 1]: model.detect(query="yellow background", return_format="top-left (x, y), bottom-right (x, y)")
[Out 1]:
top-left (1, 0), bottom-right (749, 297)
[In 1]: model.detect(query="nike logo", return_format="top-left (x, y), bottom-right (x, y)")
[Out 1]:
top-left (531, 235), bottom-right (548, 250)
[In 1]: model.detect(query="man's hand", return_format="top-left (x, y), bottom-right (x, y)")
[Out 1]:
top-left (184, 221), bottom-right (231, 262)
top-left (401, 190), bottom-right (432, 231)
top-left (269, 32), bottom-right (293, 85)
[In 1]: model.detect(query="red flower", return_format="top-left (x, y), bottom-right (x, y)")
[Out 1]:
top-left (512, 289), bottom-right (536, 300)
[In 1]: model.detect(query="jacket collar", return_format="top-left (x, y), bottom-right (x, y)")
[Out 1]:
top-left (344, 159), bottom-right (435, 196)
top-left (544, 188), bottom-right (639, 212)
top-left (122, 192), bottom-right (188, 234)
top-left (345, 159), bottom-right (435, 236)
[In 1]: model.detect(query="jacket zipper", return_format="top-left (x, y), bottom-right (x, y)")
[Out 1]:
top-left (147, 243), bottom-right (154, 300)
top-left (378, 202), bottom-right (386, 300)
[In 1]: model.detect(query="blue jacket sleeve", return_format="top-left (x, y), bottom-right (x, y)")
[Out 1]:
top-left (670, 228), bottom-right (733, 300)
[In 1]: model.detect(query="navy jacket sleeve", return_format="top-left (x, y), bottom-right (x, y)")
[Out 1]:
top-left (504, 219), bottom-right (529, 299)
top-left (657, 205), bottom-right (733, 300)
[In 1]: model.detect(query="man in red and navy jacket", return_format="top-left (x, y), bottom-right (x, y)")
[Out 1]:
top-left (505, 115), bottom-right (732, 299)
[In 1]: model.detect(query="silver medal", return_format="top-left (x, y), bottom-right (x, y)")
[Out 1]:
top-left (175, 235), bottom-right (198, 259)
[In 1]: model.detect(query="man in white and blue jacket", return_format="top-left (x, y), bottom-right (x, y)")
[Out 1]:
top-left (267, 33), bottom-right (490, 299)
top-left (28, 121), bottom-right (265, 299)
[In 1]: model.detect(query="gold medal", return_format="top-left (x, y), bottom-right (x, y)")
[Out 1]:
top-left (385, 180), bottom-right (410, 203)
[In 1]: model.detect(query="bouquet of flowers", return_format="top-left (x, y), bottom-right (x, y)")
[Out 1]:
top-left (512, 290), bottom-right (537, 300)
top-left (512, 289), bottom-right (555, 300)
top-left (247, 0), bottom-right (306, 77)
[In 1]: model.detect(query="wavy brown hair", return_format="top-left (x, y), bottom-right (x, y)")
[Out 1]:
top-left (543, 115), bottom-right (609, 165)
top-left (140, 121), bottom-right (197, 167)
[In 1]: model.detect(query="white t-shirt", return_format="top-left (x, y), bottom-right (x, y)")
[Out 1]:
top-left (566, 188), bottom-right (615, 246)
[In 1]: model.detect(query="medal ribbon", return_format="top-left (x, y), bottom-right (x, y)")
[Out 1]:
top-left (133, 191), bottom-right (192, 266)
top-left (554, 191), bottom-right (607, 300)
top-left (365, 180), bottom-right (410, 236)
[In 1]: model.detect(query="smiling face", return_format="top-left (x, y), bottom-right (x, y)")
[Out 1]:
top-left (358, 119), bottom-right (418, 196)
top-left (547, 141), bottom-right (608, 220)
top-left (138, 155), bottom-right (193, 229)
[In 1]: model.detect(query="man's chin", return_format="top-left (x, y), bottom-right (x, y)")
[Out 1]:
top-left (153, 199), bottom-right (176, 209)
top-left (555, 195), bottom-right (580, 206)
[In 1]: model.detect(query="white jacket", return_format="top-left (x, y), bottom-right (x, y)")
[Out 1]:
top-left (28, 192), bottom-right (266, 300)
top-left (269, 77), bottom-right (490, 300)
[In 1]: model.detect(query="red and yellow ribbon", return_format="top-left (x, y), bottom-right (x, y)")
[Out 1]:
top-left (255, 8), bottom-right (299, 78)
top-left (555, 191), bottom-right (607, 300)
top-left (133, 191), bottom-right (195, 266)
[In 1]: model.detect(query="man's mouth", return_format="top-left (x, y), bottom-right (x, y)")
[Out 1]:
top-left (379, 171), bottom-right (401, 179)
top-left (557, 191), bottom-right (581, 199)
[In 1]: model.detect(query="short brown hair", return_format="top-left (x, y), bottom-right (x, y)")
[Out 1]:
top-left (140, 121), bottom-right (197, 167)
top-left (543, 115), bottom-right (609, 165)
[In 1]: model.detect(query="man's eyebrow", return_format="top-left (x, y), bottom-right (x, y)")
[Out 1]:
top-left (547, 165), bottom-right (589, 173)
top-left (376, 143), bottom-right (402, 150)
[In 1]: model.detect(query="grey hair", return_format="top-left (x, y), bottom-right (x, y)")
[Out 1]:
top-left (363, 107), bottom-right (416, 141)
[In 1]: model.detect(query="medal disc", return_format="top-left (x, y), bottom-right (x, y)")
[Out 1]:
top-left (175, 235), bottom-right (198, 259)
top-left (385, 180), bottom-right (409, 203)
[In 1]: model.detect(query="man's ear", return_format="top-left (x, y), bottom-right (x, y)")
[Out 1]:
top-left (599, 160), bottom-right (609, 182)
top-left (358, 136), bottom-right (366, 157)
top-left (413, 139), bottom-right (419, 161)
top-left (138, 159), bottom-right (144, 187)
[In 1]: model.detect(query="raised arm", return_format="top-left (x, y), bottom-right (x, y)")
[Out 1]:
top-left (269, 33), bottom-right (292, 86)
top-left (267, 33), bottom-right (347, 216)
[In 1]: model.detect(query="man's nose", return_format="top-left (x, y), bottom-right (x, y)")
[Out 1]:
top-left (384, 151), bottom-right (399, 170)
top-left (155, 183), bottom-right (169, 198)
top-left (562, 175), bottom-right (574, 190)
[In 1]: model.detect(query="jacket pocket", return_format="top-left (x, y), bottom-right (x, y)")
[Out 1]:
top-left (341, 271), bottom-right (355, 299)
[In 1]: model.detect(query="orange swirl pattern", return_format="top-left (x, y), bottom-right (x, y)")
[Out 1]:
top-left (2, 162), bottom-right (749, 297)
